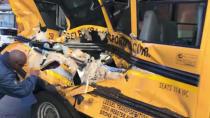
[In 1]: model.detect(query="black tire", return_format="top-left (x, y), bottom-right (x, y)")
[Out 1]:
top-left (32, 91), bottom-right (80, 118)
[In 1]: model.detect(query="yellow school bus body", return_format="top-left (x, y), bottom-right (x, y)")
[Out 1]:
top-left (5, 0), bottom-right (210, 117)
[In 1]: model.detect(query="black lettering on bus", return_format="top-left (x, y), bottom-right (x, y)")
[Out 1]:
top-left (132, 43), bottom-right (137, 54)
top-left (90, 27), bottom-right (94, 32)
top-left (49, 33), bottom-right (54, 40)
top-left (108, 34), bottom-right (150, 57)
top-left (87, 27), bottom-right (94, 32)
top-left (70, 32), bottom-right (76, 39)
top-left (66, 33), bottom-right (70, 39)
top-left (110, 108), bottom-right (126, 118)
top-left (128, 42), bottom-right (132, 52)
top-left (102, 105), bottom-right (110, 111)
top-left (78, 30), bottom-right (83, 38)
top-left (100, 110), bottom-right (112, 118)
top-left (103, 99), bottom-right (116, 108)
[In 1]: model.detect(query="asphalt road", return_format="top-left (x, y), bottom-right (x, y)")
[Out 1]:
top-left (0, 94), bottom-right (36, 118)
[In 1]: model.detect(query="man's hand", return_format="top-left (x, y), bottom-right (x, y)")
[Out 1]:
top-left (30, 70), bottom-right (40, 77)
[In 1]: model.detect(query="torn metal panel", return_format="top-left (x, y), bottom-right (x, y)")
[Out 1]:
top-left (82, 59), bottom-right (124, 84)
top-left (70, 49), bottom-right (90, 62)
top-left (8, 0), bottom-right (46, 38)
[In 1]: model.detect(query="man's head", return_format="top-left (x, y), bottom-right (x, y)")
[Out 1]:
top-left (8, 50), bottom-right (27, 70)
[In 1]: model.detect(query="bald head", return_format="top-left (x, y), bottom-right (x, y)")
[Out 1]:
top-left (9, 50), bottom-right (27, 70)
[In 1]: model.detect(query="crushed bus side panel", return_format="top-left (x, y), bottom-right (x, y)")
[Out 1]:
top-left (3, 0), bottom-right (210, 118)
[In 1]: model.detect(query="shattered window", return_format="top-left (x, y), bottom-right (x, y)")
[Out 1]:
top-left (137, 0), bottom-right (206, 48)
top-left (104, 0), bottom-right (131, 35)
top-left (59, 0), bottom-right (106, 29)
top-left (35, 1), bottom-right (60, 30)
top-left (35, 0), bottom-right (106, 29)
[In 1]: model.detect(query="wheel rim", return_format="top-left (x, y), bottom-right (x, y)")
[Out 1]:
top-left (37, 102), bottom-right (60, 118)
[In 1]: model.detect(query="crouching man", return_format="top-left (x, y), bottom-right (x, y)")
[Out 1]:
top-left (0, 50), bottom-right (40, 99)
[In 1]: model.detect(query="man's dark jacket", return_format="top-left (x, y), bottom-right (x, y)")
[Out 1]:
top-left (0, 52), bottom-right (37, 99)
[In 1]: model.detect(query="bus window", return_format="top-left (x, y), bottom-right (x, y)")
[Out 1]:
top-left (137, 0), bottom-right (206, 48)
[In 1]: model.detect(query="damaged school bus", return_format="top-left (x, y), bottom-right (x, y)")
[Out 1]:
top-left (1, 0), bottom-right (210, 117)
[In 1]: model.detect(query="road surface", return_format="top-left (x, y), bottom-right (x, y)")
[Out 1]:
top-left (0, 94), bottom-right (36, 118)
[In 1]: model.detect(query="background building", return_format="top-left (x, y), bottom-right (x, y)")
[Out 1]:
top-left (0, 0), bottom-right (16, 28)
